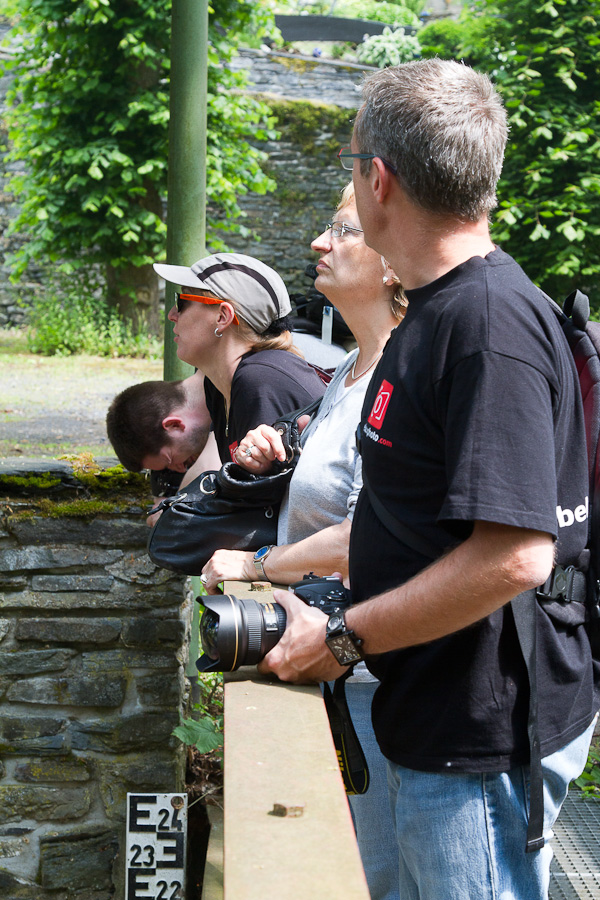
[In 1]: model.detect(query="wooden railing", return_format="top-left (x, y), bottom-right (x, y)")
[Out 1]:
top-left (200, 581), bottom-right (370, 900)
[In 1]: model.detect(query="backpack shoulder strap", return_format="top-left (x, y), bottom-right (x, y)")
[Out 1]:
top-left (361, 467), bottom-right (440, 560)
top-left (563, 288), bottom-right (590, 330)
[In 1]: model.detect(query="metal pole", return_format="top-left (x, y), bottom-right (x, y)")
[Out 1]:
top-left (164, 0), bottom-right (209, 679)
top-left (163, 0), bottom-right (209, 382)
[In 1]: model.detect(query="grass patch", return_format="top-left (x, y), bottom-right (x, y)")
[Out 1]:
top-left (0, 327), bottom-right (29, 355)
top-left (574, 731), bottom-right (600, 800)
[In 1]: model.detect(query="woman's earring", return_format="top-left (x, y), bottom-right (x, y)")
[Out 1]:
top-left (381, 255), bottom-right (390, 284)
top-left (214, 328), bottom-right (223, 338)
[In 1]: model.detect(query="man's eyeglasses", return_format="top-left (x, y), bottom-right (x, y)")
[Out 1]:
top-left (174, 292), bottom-right (239, 324)
top-left (325, 222), bottom-right (364, 239)
top-left (337, 147), bottom-right (397, 175)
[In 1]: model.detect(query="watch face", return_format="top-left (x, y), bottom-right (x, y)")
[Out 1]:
top-left (254, 546), bottom-right (269, 561)
top-left (327, 614), bottom-right (343, 632)
top-left (328, 635), bottom-right (362, 666)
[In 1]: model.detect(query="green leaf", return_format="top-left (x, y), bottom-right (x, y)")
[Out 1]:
top-left (173, 716), bottom-right (224, 754)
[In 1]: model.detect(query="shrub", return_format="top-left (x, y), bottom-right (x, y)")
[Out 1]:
top-left (340, 0), bottom-right (422, 27)
top-left (24, 275), bottom-right (162, 359)
top-left (357, 26), bottom-right (420, 67)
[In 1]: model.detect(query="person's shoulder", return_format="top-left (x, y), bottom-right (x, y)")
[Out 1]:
top-left (441, 249), bottom-right (569, 371)
top-left (239, 349), bottom-right (308, 370)
top-left (237, 349), bottom-right (323, 383)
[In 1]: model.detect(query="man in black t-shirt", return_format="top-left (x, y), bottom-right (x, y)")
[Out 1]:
top-left (258, 60), bottom-right (598, 899)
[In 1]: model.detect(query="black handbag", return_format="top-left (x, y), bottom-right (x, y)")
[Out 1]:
top-left (146, 398), bottom-right (321, 575)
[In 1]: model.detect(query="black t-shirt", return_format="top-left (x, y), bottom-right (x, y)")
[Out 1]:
top-left (204, 349), bottom-right (326, 462)
top-left (350, 248), bottom-right (597, 772)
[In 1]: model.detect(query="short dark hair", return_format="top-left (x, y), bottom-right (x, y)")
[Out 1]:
top-left (106, 380), bottom-right (187, 471)
top-left (354, 59), bottom-right (508, 221)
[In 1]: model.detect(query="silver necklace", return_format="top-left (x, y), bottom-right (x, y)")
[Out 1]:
top-left (350, 349), bottom-right (383, 381)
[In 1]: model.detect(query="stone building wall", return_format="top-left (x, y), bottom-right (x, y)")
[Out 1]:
top-left (0, 458), bottom-right (190, 900)
top-left (210, 50), bottom-right (376, 295)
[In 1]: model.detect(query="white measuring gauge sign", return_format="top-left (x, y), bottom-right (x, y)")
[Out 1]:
top-left (126, 793), bottom-right (187, 900)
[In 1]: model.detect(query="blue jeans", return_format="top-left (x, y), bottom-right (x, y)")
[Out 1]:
top-left (346, 680), bottom-right (400, 900)
top-left (386, 716), bottom-right (596, 900)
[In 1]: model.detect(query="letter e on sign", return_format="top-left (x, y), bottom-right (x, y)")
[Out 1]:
top-left (368, 380), bottom-right (394, 430)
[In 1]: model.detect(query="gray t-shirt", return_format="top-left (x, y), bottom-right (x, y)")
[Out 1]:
top-left (278, 350), bottom-right (368, 544)
top-left (278, 349), bottom-right (378, 684)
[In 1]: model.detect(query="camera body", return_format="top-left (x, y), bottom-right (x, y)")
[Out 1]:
top-left (289, 574), bottom-right (352, 616)
top-left (196, 576), bottom-right (352, 673)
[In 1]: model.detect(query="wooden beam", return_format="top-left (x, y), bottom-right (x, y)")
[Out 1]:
top-left (274, 13), bottom-right (416, 42)
top-left (210, 581), bottom-right (369, 900)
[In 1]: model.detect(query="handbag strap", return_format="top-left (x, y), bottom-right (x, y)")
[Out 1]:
top-left (272, 395), bottom-right (323, 429)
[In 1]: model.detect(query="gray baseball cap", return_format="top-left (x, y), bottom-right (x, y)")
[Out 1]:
top-left (154, 252), bottom-right (292, 334)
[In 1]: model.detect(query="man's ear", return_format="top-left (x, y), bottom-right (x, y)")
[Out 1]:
top-left (161, 416), bottom-right (186, 434)
top-left (371, 156), bottom-right (393, 204)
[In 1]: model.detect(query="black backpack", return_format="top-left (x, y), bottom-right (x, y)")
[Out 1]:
top-left (543, 289), bottom-right (600, 659)
top-left (360, 288), bottom-right (600, 853)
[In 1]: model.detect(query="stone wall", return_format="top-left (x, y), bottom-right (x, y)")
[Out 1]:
top-left (231, 48), bottom-right (371, 109)
top-left (214, 50), bottom-right (371, 296)
top-left (0, 458), bottom-right (190, 900)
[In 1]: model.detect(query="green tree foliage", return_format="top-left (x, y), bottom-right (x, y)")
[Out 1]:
top-left (459, 0), bottom-right (600, 303)
top-left (2, 0), bottom-right (277, 323)
top-left (417, 18), bottom-right (470, 59)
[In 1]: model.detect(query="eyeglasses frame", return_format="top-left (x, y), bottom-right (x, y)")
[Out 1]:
top-left (174, 292), bottom-right (239, 324)
top-left (325, 221), bottom-right (364, 239)
top-left (337, 147), bottom-right (398, 175)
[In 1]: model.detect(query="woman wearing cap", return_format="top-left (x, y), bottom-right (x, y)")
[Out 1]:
top-left (153, 252), bottom-right (326, 485)
top-left (199, 184), bottom-right (404, 900)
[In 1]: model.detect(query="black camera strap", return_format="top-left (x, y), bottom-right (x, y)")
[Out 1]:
top-left (322, 670), bottom-right (370, 795)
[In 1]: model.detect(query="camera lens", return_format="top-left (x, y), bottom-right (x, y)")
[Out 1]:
top-left (197, 595), bottom-right (287, 672)
top-left (200, 608), bottom-right (221, 660)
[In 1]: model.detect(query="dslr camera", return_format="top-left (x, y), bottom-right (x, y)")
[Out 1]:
top-left (196, 575), bottom-right (352, 673)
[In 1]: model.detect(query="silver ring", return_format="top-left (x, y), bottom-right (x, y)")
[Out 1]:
top-left (244, 445), bottom-right (255, 458)
top-left (200, 574), bottom-right (208, 584)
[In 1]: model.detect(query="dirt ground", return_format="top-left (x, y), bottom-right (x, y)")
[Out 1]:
top-left (0, 328), bottom-right (163, 460)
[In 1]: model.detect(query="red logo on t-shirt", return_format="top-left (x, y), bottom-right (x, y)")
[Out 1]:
top-left (229, 441), bottom-right (238, 462)
top-left (368, 380), bottom-right (394, 429)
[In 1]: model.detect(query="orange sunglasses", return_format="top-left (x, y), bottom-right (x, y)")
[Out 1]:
top-left (175, 292), bottom-right (239, 325)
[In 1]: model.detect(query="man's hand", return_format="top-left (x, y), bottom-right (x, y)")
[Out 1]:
top-left (257, 589), bottom-right (350, 684)
top-left (147, 501), bottom-right (163, 528)
top-left (201, 549), bottom-right (255, 594)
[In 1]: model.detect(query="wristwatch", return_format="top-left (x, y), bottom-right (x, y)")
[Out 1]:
top-left (325, 611), bottom-right (364, 666)
top-left (253, 545), bottom-right (274, 580)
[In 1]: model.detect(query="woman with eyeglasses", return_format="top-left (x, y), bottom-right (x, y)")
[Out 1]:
top-left (151, 253), bottom-right (326, 485)
top-left (200, 184), bottom-right (405, 900)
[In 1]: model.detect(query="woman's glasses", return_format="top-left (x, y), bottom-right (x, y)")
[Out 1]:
top-left (174, 292), bottom-right (239, 324)
top-left (325, 222), bottom-right (364, 239)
